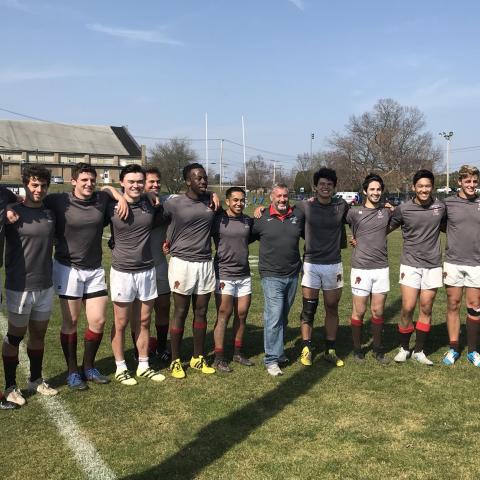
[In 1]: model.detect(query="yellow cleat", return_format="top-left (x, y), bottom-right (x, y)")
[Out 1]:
top-left (189, 355), bottom-right (216, 374)
top-left (170, 359), bottom-right (186, 379)
top-left (115, 369), bottom-right (138, 386)
top-left (300, 346), bottom-right (312, 366)
top-left (324, 349), bottom-right (345, 367)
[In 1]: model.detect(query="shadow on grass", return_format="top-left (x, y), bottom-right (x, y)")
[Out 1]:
top-left (119, 351), bottom-right (341, 480)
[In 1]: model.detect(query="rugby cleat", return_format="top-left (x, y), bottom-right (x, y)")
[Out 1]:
top-left (467, 351), bottom-right (480, 367)
top-left (83, 368), bottom-right (110, 384)
top-left (189, 355), bottom-right (216, 374)
top-left (136, 367), bottom-right (166, 382)
top-left (170, 359), bottom-right (186, 379)
top-left (300, 346), bottom-right (312, 366)
top-left (213, 359), bottom-right (233, 373)
top-left (27, 378), bottom-right (58, 396)
top-left (442, 348), bottom-right (460, 366)
top-left (394, 347), bottom-right (411, 363)
top-left (0, 396), bottom-right (19, 410)
top-left (233, 354), bottom-right (254, 366)
top-left (114, 369), bottom-right (138, 386)
top-left (4, 386), bottom-right (26, 406)
top-left (67, 372), bottom-right (89, 391)
top-left (372, 351), bottom-right (390, 365)
top-left (412, 350), bottom-right (433, 366)
top-left (353, 351), bottom-right (366, 364)
top-left (324, 349), bottom-right (345, 367)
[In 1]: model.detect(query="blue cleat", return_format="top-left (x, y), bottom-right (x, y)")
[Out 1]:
top-left (442, 348), bottom-right (460, 366)
top-left (67, 372), bottom-right (89, 391)
top-left (83, 368), bottom-right (110, 384)
top-left (467, 351), bottom-right (480, 367)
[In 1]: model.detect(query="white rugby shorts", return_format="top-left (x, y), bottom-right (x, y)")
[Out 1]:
top-left (350, 267), bottom-right (390, 296)
top-left (399, 264), bottom-right (443, 290)
top-left (168, 257), bottom-right (215, 295)
top-left (6, 287), bottom-right (54, 326)
top-left (53, 260), bottom-right (107, 298)
top-left (302, 262), bottom-right (344, 290)
top-left (110, 267), bottom-right (157, 303)
top-left (216, 277), bottom-right (252, 297)
top-left (443, 262), bottom-right (480, 288)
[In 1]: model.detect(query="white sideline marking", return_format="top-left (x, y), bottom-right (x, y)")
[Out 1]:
top-left (0, 311), bottom-right (117, 480)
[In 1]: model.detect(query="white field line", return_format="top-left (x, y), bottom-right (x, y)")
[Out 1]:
top-left (0, 311), bottom-right (117, 480)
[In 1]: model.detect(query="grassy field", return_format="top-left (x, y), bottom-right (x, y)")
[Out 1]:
top-left (1, 201), bottom-right (479, 480)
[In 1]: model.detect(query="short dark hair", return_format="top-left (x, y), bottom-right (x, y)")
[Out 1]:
top-left (313, 167), bottom-right (337, 187)
top-left (413, 169), bottom-right (434, 186)
top-left (22, 164), bottom-right (51, 186)
top-left (183, 162), bottom-right (205, 181)
top-left (120, 164), bottom-right (145, 182)
top-left (362, 173), bottom-right (384, 192)
top-left (145, 166), bottom-right (161, 178)
top-left (72, 163), bottom-right (97, 180)
top-left (226, 186), bottom-right (246, 198)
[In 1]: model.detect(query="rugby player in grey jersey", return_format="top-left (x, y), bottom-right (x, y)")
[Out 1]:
top-left (295, 167), bottom-right (349, 368)
top-left (161, 163), bottom-right (216, 379)
top-left (0, 160), bottom-right (20, 409)
top-left (129, 167), bottom-right (173, 363)
top-left (212, 187), bottom-right (254, 372)
top-left (40, 163), bottom-right (128, 391)
top-left (2, 165), bottom-right (58, 407)
top-left (389, 169), bottom-right (446, 366)
top-left (346, 174), bottom-right (392, 365)
top-left (442, 165), bottom-right (480, 367)
top-left (108, 164), bottom-right (165, 385)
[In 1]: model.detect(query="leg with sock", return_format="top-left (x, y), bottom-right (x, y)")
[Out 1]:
top-left (232, 295), bottom-right (253, 366)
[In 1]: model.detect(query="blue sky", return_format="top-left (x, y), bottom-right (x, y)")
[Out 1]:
top-left (1, 0), bottom-right (479, 179)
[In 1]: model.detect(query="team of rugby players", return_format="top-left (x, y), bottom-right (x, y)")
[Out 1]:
top-left (1, 160), bottom-right (479, 410)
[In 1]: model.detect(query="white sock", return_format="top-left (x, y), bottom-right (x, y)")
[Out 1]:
top-left (138, 357), bottom-right (149, 371)
top-left (115, 360), bottom-right (127, 373)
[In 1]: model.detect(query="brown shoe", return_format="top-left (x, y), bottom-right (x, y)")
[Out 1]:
top-left (233, 354), bottom-right (254, 366)
top-left (213, 359), bottom-right (233, 373)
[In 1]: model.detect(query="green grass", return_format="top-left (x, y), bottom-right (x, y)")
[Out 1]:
top-left (1, 205), bottom-right (479, 480)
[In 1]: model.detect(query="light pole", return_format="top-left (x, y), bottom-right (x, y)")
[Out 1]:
top-left (439, 131), bottom-right (454, 191)
top-left (310, 132), bottom-right (314, 161)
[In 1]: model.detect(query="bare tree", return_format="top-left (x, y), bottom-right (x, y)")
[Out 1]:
top-left (148, 138), bottom-right (198, 193)
top-left (233, 155), bottom-right (271, 191)
top-left (327, 98), bottom-right (442, 192)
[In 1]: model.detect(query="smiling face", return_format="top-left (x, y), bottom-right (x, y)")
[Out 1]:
top-left (412, 177), bottom-right (433, 203)
top-left (25, 176), bottom-right (49, 205)
top-left (315, 177), bottom-right (335, 201)
top-left (364, 180), bottom-right (383, 207)
top-left (145, 173), bottom-right (161, 194)
top-left (226, 190), bottom-right (246, 216)
top-left (270, 186), bottom-right (289, 213)
top-left (186, 168), bottom-right (208, 195)
top-left (72, 172), bottom-right (96, 200)
top-left (121, 172), bottom-right (145, 202)
top-left (458, 174), bottom-right (478, 199)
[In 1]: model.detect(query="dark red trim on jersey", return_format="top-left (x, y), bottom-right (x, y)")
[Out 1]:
top-left (269, 204), bottom-right (293, 221)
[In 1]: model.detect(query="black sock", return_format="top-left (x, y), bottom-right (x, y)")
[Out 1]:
top-left (27, 348), bottom-right (43, 382)
top-left (3, 354), bottom-right (18, 388)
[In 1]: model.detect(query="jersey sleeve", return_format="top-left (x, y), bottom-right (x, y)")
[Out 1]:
top-left (389, 205), bottom-right (403, 229)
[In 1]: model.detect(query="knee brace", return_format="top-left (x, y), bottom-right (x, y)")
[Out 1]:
top-left (467, 306), bottom-right (480, 319)
top-left (5, 334), bottom-right (24, 347)
top-left (300, 298), bottom-right (319, 326)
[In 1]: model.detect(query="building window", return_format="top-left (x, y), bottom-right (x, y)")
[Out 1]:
top-left (2, 164), bottom-right (10, 176)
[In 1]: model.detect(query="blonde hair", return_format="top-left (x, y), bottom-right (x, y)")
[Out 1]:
top-left (458, 165), bottom-right (479, 180)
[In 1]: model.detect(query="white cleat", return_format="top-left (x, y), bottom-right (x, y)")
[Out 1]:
top-left (394, 347), bottom-right (411, 363)
top-left (412, 350), bottom-right (433, 366)
top-left (266, 363), bottom-right (283, 377)
top-left (27, 378), bottom-right (58, 396)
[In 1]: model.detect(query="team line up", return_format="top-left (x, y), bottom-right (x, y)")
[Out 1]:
top-left (0, 161), bottom-right (479, 410)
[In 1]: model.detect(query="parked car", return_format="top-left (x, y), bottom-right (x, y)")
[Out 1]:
top-left (51, 176), bottom-right (64, 184)
top-left (2, 183), bottom-right (26, 197)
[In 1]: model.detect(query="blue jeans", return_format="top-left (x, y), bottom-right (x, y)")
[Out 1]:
top-left (261, 275), bottom-right (299, 366)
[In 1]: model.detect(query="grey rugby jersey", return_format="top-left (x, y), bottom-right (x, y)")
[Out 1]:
top-left (346, 206), bottom-right (392, 269)
top-left (44, 191), bottom-right (110, 269)
top-left (108, 198), bottom-right (159, 272)
top-left (213, 212), bottom-right (253, 280)
top-left (162, 194), bottom-right (215, 262)
top-left (445, 194), bottom-right (480, 266)
top-left (296, 197), bottom-right (349, 265)
top-left (5, 204), bottom-right (55, 291)
top-left (390, 198), bottom-right (446, 268)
